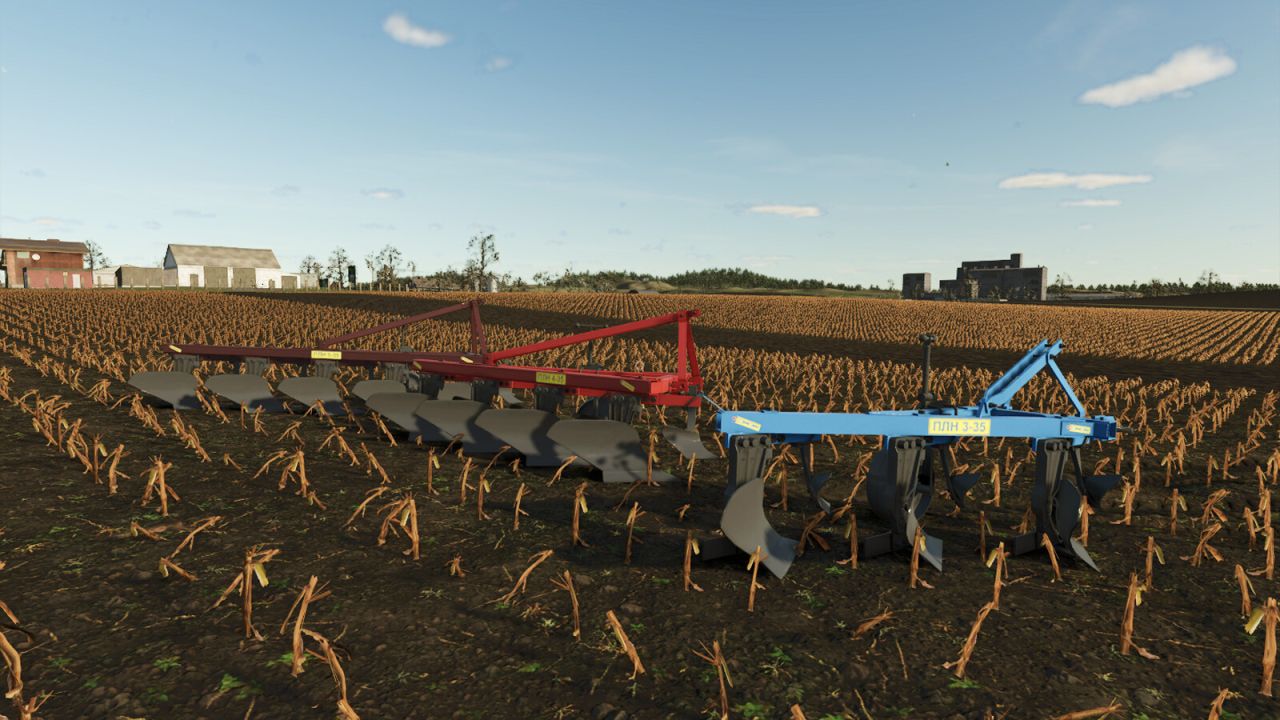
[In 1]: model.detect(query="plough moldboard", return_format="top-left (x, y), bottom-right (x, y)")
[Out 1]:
top-left (128, 300), bottom-right (716, 483)
top-left (713, 334), bottom-right (1124, 578)
top-left (130, 303), bottom-right (1123, 582)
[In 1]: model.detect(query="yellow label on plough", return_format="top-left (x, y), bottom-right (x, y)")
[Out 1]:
top-left (310, 350), bottom-right (342, 360)
top-left (927, 418), bottom-right (991, 436)
top-left (620, 380), bottom-right (636, 392)
top-left (732, 416), bottom-right (763, 432)
top-left (535, 371), bottom-right (566, 386)
top-left (1065, 423), bottom-right (1091, 435)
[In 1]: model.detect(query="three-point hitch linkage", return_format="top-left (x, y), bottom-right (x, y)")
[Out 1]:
top-left (712, 335), bottom-right (1123, 578)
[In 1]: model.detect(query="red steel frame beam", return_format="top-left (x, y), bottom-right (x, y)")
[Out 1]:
top-left (160, 305), bottom-right (704, 407)
top-left (411, 309), bottom-right (704, 407)
top-left (314, 299), bottom-right (487, 353)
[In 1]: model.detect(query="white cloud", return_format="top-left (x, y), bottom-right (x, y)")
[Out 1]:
top-left (1080, 46), bottom-right (1236, 108)
top-left (383, 13), bottom-right (450, 49)
top-left (1077, 223), bottom-right (1095, 232)
top-left (362, 187), bottom-right (404, 200)
top-left (998, 172), bottom-right (1151, 190)
top-left (33, 217), bottom-right (62, 226)
top-left (747, 204), bottom-right (823, 219)
top-left (484, 56), bottom-right (512, 72)
top-left (272, 184), bottom-right (300, 196)
top-left (1061, 198), bottom-right (1122, 207)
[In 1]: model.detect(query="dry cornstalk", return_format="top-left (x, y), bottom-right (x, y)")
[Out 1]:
top-left (1042, 534), bottom-right (1062, 581)
top-left (1245, 597), bottom-right (1278, 696)
top-left (943, 600), bottom-right (996, 678)
top-left (985, 542), bottom-right (1008, 610)
top-left (1184, 522), bottom-right (1224, 566)
top-left (476, 472), bottom-right (491, 521)
top-left (1142, 536), bottom-right (1163, 590)
top-left (140, 457), bottom-right (178, 516)
top-left (796, 511), bottom-right (830, 556)
top-left (686, 455), bottom-right (696, 495)
top-left (683, 532), bottom-right (703, 592)
top-left (301, 628), bottom-right (360, 720)
top-left (1050, 703), bottom-right (1123, 720)
top-left (1206, 688), bottom-right (1239, 720)
top-left (1119, 571), bottom-right (1158, 660)
top-left (1236, 564), bottom-right (1254, 616)
top-left (572, 482), bottom-right (589, 548)
top-left (853, 609), bottom-right (894, 639)
top-left (106, 444), bottom-right (128, 494)
top-left (691, 640), bottom-right (732, 719)
top-left (746, 545), bottom-right (766, 611)
top-left (548, 455), bottom-right (578, 486)
top-left (624, 502), bottom-right (644, 564)
top-left (606, 610), bottom-right (645, 678)
top-left (286, 576), bottom-right (318, 677)
top-left (550, 570), bottom-right (581, 640)
top-left (1170, 488), bottom-right (1184, 536)
top-left (457, 457), bottom-right (474, 505)
top-left (345, 486), bottom-right (390, 528)
top-left (212, 546), bottom-right (280, 640)
top-left (425, 449), bottom-right (438, 494)
top-left (512, 482), bottom-right (529, 530)
top-left (496, 549), bottom-right (554, 605)
top-left (836, 509), bottom-right (858, 568)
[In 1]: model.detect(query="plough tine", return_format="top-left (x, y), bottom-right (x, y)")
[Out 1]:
top-left (128, 371), bottom-right (203, 410)
top-left (546, 418), bottom-right (674, 483)
top-left (720, 477), bottom-right (798, 579)
top-left (498, 387), bottom-right (525, 408)
top-left (865, 437), bottom-right (936, 563)
top-left (413, 400), bottom-right (507, 455)
top-left (905, 504), bottom-right (944, 572)
top-left (277, 376), bottom-right (347, 416)
top-left (1071, 446), bottom-right (1121, 508)
top-left (351, 379), bottom-right (408, 402)
top-left (660, 408), bottom-right (716, 460)
top-left (946, 473), bottom-right (981, 510)
top-left (798, 443), bottom-right (832, 513)
top-left (204, 374), bottom-right (285, 413)
top-left (1011, 438), bottom-right (1101, 571)
top-left (473, 408), bottom-right (576, 468)
top-left (364, 393), bottom-right (445, 442)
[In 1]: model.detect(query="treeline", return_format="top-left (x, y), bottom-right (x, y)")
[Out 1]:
top-left (531, 267), bottom-right (865, 292)
top-left (1055, 270), bottom-right (1278, 297)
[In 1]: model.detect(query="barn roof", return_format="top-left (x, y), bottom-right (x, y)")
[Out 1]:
top-left (166, 244), bottom-right (280, 269)
top-left (0, 238), bottom-right (89, 254)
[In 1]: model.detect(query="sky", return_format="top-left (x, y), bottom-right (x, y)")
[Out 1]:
top-left (1, 1), bottom-right (1277, 286)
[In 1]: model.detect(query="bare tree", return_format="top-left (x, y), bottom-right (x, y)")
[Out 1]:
top-left (366, 245), bottom-right (406, 286)
top-left (326, 247), bottom-right (352, 287)
top-left (84, 240), bottom-right (110, 270)
top-left (464, 234), bottom-right (500, 289)
top-left (299, 255), bottom-right (322, 275)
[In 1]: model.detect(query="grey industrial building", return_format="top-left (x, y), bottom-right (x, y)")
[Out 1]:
top-left (903, 253), bottom-right (1048, 302)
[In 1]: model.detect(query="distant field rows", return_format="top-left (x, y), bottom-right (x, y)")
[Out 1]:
top-left (421, 291), bottom-right (1280, 366)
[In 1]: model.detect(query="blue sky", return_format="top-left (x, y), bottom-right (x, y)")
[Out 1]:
top-left (1, 1), bottom-right (1277, 286)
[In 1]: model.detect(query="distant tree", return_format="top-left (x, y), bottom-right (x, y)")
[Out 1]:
top-left (366, 245), bottom-right (406, 286)
top-left (326, 247), bottom-right (352, 286)
top-left (298, 255), bottom-right (322, 275)
top-left (464, 234), bottom-right (501, 289)
top-left (84, 240), bottom-right (110, 270)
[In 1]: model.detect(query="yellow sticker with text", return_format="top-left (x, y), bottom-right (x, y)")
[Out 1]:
top-left (1066, 423), bottom-right (1091, 435)
top-left (620, 380), bottom-right (636, 392)
top-left (310, 350), bottom-right (342, 360)
top-left (535, 371), bottom-right (566, 386)
top-left (168, 344), bottom-right (182, 353)
top-left (926, 418), bottom-right (991, 436)
top-left (732, 416), bottom-right (763, 432)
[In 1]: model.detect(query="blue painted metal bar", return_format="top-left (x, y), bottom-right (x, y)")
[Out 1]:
top-left (714, 338), bottom-right (1117, 448)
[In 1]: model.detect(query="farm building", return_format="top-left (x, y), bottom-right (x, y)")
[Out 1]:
top-left (162, 244), bottom-right (318, 289)
top-left (0, 238), bottom-right (93, 289)
top-left (903, 253), bottom-right (1048, 302)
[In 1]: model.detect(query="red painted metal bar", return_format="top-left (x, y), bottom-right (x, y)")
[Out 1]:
top-left (413, 359), bottom-right (675, 395)
top-left (314, 299), bottom-right (486, 350)
top-left (169, 344), bottom-right (466, 367)
top-left (483, 310), bottom-right (699, 363)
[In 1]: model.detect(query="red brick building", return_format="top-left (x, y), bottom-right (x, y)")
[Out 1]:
top-left (0, 238), bottom-right (92, 289)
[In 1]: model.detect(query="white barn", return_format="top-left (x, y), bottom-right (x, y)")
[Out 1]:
top-left (162, 244), bottom-right (317, 289)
